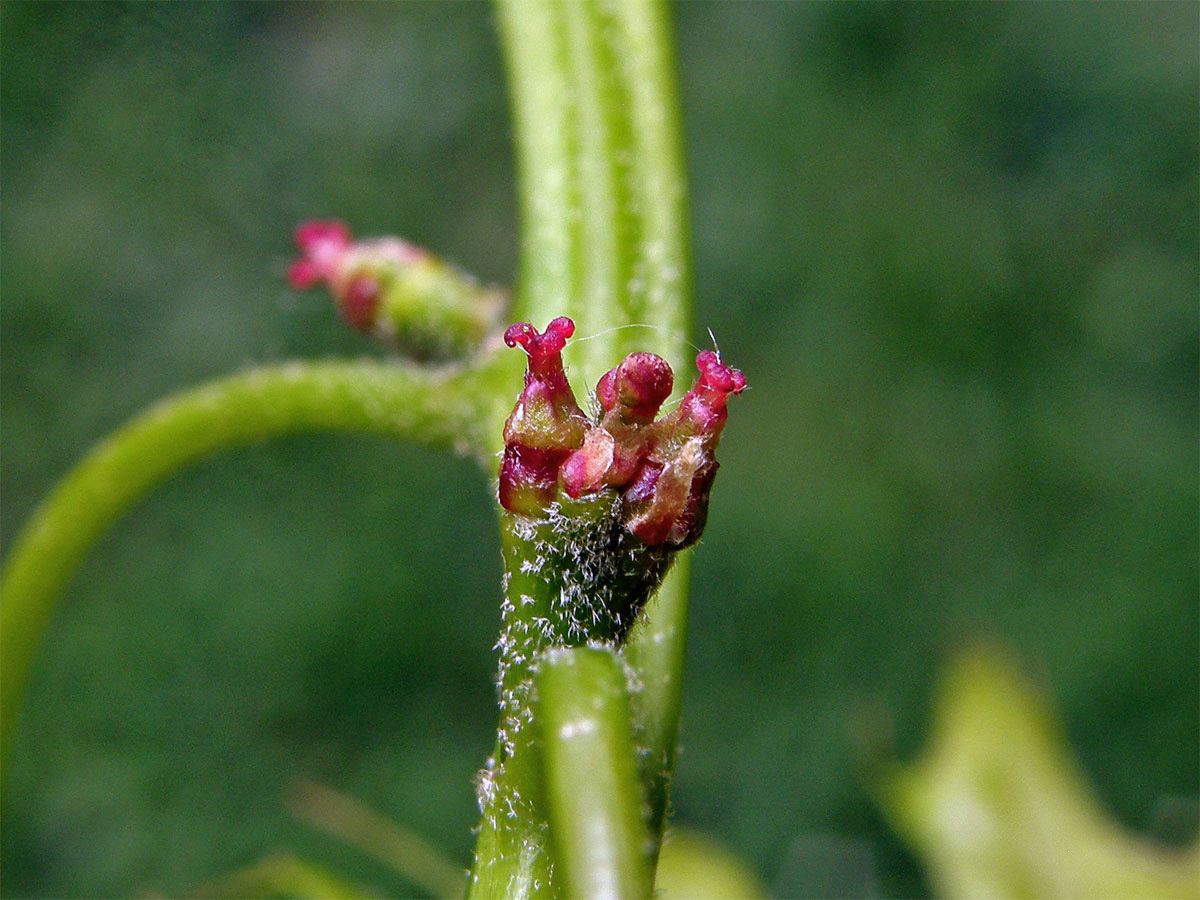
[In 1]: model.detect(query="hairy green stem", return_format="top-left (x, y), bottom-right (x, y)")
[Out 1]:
top-left (623, 555), bottom-right (690, 860)
top-left (471, 499), bottom-right (654, 898)
top-left (468, 510), bottom-right (576, 900)
top-left (478, 0), bottom-right (694, 894)
top-left (0, 357), bottom-right (496, 765)
top-left (538, 647), bottom-right (652, 900)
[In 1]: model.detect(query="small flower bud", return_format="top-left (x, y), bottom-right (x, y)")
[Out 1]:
top-left (499, 318), bottom-right (587, 516)
top-left (495, 322), bottom-right (745, 701)
top-left (622, 351), bottom-right (746, 547)
top-left (623, 437), bottom-right (713, 546)
top-left (595, 352), bottom-right (674, 425)
top-left (559, 427), bottom-right (616, 499)
top-left (288, 219), bottom-right (504, 361)
top-left (676, 349), bottom-right (747, 433)
top-left (561, 352), bottom-right (673, 497)
top-left (288, 220), bottom-right (354, 290)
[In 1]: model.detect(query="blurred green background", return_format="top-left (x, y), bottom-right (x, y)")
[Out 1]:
top-left (2, 2), bottom-right (1196, 897)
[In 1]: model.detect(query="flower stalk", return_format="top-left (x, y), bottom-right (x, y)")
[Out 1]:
top-left (471, 1), bottom-right (701, 894)
top-left (537, 647), bottom-right (653, 900)
top-left (471, 315), bottom-right (743, 898)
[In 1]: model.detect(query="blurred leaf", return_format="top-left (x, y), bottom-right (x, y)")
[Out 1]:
top-left (879, 646), bottom-right (1200, 899)
top-left (654, 829), bottom-right (767, 900)
top-left (191, 852), bottom-right (375, 900)
top-left (286, 779), bottom-right (465, 900)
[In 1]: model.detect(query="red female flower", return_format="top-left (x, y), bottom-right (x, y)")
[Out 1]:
top-left (499, 319), bottom-right (744, 548)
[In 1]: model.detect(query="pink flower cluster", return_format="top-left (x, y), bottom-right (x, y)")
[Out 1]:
top-left (500, 318), bottom-right (745, 547)
top-left (288, 219), bottom-right (425, 332)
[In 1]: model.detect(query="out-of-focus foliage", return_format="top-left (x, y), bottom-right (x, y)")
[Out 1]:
top-left (655, 829), bottom-right (768, 899)
top-left (881, 646), bottom-right (1200, 899)
top-left (189, 853), bottom-right (374, 900)
top-left (1, 3), bottom-right (1195, 898)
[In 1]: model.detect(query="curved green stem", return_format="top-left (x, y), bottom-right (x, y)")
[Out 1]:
top-left (538, 647), bottom-right (652, 900)
top-left (0, 356), bottom-right (497, 765)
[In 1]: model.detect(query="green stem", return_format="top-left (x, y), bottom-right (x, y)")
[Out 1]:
top-left (468, 511), bottom-right (566, 900)
top-left (470, 501), bottom-right (629, 899)
top-left (624, 555), bottom-right (691, 861)
top-left (495, 0), bottom-right (576, 365)
top-left (496, 0), bottom-right (691, 394)
top-left (560, 0), bottom-right (636, 380)
top-left (537, 647), bottom-right (652, 900)
top-left (477, 0), bottom-right (694, 893)
top-left (470, 491), bottom-right (675, 897)
top-left (0, 357), bottom-right (496, 766)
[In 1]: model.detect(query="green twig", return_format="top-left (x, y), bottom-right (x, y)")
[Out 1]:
top-left (470, 501), bottom-right (642, 899)
top-left (623, 555), bottom-right (691, 859)
top-left (475, 1), bottom-right (694, 894)
top-left (0, 357), bottom-right (497, 766)
top-left (537, 647), bottom-right (652, 900)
